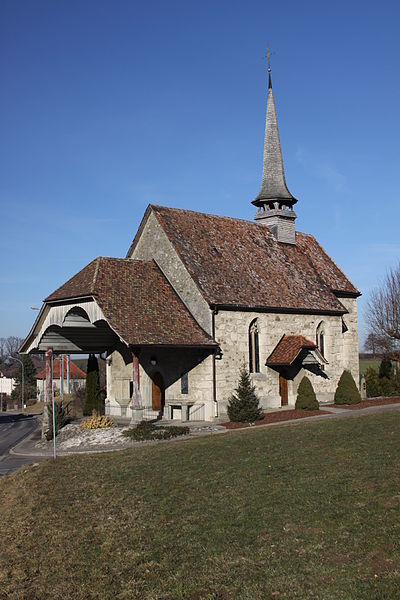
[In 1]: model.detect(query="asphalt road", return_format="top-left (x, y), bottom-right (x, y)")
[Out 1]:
top-left (0, 413), bottom-right (41, 476)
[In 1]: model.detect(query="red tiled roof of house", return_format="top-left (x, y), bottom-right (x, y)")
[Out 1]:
top-left (35, 358), bottom-right (86, 380)
top-left (266, 334), bottom-right (317, 366)
top-left (45, 258), bottom-right (216, 347)
top-left (127, 206), bottom-right (359, 314)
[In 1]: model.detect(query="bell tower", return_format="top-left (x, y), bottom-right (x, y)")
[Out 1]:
top-left (252, 66), bottom-right (298, 244)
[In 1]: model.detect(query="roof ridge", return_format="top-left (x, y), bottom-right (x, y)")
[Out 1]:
top-left (92, 257), bottom-right (101, 292)
top-left (149, 203), bottom-right (317, 236)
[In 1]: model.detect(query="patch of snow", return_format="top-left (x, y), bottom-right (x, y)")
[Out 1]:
top-left (35, 423), bottom-right (132, 450)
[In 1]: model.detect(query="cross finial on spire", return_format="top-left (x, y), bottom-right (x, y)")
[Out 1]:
top-left (265, 42), bottom-right (275, 87)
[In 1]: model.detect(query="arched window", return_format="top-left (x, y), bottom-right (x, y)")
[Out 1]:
top-left (316, 321), bottom-right (325, 357)
top-left (249, 319), bottom-right (260, 373)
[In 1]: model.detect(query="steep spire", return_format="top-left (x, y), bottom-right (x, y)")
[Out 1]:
top-left (252, 66), bottom-right (298, 245)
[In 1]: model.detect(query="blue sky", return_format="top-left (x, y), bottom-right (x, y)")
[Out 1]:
top-left (1, 0), bottom-right (399, 346)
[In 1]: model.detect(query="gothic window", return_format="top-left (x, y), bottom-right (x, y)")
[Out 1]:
top-left (249, 319), bottom-right (260, 373)
top-left (316, 321), bottom-right (325, 358)
top-left (181, 372), bottom-right (189, 394)
top-left (342, 318), bottom-right (348, 333)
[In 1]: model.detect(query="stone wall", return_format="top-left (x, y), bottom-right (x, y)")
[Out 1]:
top-left (214, 303), bottom-right (359, 413)
top-left (106, 346), bottom-right (215, 421)
top-left (106, 298), bottom-right (359, 420)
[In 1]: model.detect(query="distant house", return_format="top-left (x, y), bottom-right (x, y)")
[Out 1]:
top-left (0, 356), bottom-right (45, 399)
top-left (35, 358), bottom-right (86, 401)
top-left (0, 366), bottom-right (15, 397)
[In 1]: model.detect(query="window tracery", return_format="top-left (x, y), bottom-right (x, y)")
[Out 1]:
top-left (249, 319), bottom-right (260, 373)
top-left (316, 321), bottom-right (325, 357)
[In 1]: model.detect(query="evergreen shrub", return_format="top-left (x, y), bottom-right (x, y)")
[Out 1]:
top-left (46, 401), bottom-right (71, 440)
top-left (379, 358), bottom-right (393, 380)
top-left (123, 421), bottom-right (189, 441)
top-left (83, 354), bottom-right (102, 416)
top-left (227, 367), bottom-right (263, 422)
top-left (295, 376), bottom-right (319, 410)
top-left (365, 361), bottom-right (400, 398)
top-left (334, 370), bottom-right (361, 405)
top-left (11, 355), bottom-right (37, 406)
top-left (365, 367), bottom-right (380, 398)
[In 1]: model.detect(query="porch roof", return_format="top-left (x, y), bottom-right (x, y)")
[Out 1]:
top-left (266, 334), bottom-right (316, 367)
top-left (43, 257), bottom-right (216, 348)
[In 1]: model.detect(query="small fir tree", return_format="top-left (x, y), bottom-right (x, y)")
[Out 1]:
top-left (365, 367), bottom-right (380, 398)
top-left (295, 376), bottom-right (319, 410)
top-left (227, 366), bottom-right (263, 422)
top-left (11, 355), bottom-right (37, 406)
top-left (334, 370), bottom-right (361, 405)
top-left (83, 354), bottom-right (101, 416)
top-left (379, 358), bottom-right (393, 380)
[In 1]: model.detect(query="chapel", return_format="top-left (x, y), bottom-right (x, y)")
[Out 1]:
top-left (21, 67), bottom-right (360, 422)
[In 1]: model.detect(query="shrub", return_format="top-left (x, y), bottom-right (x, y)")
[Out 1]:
top-left (1, 394), bottom-right (12, 411)
top-left (365, 364), bottom-right (400, 398)
top-left (46, 401), bottom-right (71, 440)
top-left (11, 354), bottom-right (37, 406)
top-left (123, 421), bottom-right (190, 441)
top-left (83, 354), bottom-right (102, 416)
top-left (365, 367), bottom-right (380, 398)
top-left (379, 376), bottom-right (396, 397)
top-left (227, 367), bottom-right (264, 422)
top-left (379, 358), bottom-right (393, 380)
top-left (69, 387), bottom-right (85, 417)
top-left (334, 370), bottom-right (361, 405)
top-left (295, 377), bottom-right (319, 410)
top-left (81, 410), bottom-right (114, 430)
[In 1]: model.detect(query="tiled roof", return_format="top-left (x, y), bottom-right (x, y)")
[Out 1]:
top-left (45, 258), bottom-right (216, 347)
top-left (132, 205), bottom-right (359, 314)
top-left (266, 335), bottom-right (316, 366)
top-left (35, 358), bottom-right (86, 380)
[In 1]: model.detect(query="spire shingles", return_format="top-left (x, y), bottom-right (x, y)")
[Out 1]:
top-left (252, 69), bottom-right (298, 244)
top-left (253, 70), bottom-right (296, 206)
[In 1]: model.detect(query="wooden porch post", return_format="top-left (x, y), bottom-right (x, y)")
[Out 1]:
top-left (131, 349), bottom-right (142, 408)
top-left (42, 348), bottom-right (53, 437)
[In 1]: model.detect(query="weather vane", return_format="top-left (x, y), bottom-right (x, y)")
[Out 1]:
top-left (265, 42), bottom-right (275, 73)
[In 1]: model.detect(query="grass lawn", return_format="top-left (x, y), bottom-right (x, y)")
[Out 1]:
top-left (359, 358), bottom-right (380, 376)
top-left (1, 413), bottom-right (400, 599)
top-left (22, 401), bottom-right (44, 415)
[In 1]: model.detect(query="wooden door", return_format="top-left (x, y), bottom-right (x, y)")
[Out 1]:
top-left (152, 372), bottom-right (164, 411)
top-left (279, 373), bottom-right (288, 406)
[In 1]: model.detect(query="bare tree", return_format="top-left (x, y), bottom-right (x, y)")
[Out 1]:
top-left (367, 263), bottom-right (400, 359)
top-left (0, 338), bottom-right (6, 362)
top-left (364, 332), bottom-right (394, 357)
top-left (0, 337), bottom-right (24, 362)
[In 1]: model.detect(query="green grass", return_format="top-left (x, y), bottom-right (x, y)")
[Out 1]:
top-left (1, 413), bottom-right (400, 599)
top-left (360, 358), bottom-right (380, 376)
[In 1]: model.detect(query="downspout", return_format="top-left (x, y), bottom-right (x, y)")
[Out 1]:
top-left (212, 307), bottom-right (218, 418)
